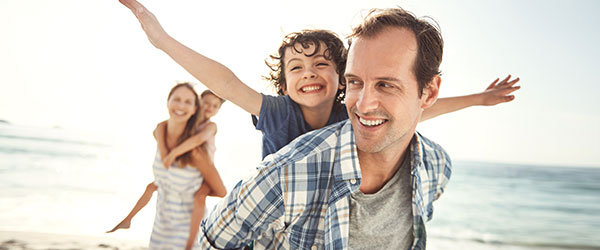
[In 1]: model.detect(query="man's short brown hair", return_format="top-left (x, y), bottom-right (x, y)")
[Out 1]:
top-left (349, 8), bottom-right (443, 96)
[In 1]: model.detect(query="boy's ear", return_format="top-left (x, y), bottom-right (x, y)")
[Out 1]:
top-left (281, 83), bottom-right (288, 95)
top-left (420, 75), bottom-right (441, 109)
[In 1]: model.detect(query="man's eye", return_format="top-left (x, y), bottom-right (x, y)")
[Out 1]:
top-left (347, 79), bottom-right (360, 85)
top-left (378, 82), bottom-right (393, 88)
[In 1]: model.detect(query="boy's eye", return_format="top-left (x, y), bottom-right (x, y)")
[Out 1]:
top-left (289, 66), bottom-right (301, 71)
top-left (316, 62), bottom-right (329, 67)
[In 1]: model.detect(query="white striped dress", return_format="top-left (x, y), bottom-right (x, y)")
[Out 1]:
top-left (149, 149), bottom-right (204, 249)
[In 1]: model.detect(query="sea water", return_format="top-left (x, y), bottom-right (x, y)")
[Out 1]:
top-left (1, 123), bottom-right (599, 249)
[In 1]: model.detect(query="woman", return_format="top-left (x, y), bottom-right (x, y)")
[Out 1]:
top-left (108, 83), bottom-right (227, 250)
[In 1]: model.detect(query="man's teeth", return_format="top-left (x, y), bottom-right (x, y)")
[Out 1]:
top-left (359, 117), bottom-right (385, 127)
top-left (174, 110), bottom-right (185, 116)
top-left (302, 86), bottom-right (322, 92)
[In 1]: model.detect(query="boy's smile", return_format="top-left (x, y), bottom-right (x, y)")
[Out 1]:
top-left (283, 42), bottom-right (343, 111)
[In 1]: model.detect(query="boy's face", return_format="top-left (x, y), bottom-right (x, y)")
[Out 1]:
top-left (282, 42), bottom-right (344, 111)
top-left (200, 94), bottom-right (222, 119)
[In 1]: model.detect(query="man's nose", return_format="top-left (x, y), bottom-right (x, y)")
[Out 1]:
top-left (356, 86), bottom-right (379, 113)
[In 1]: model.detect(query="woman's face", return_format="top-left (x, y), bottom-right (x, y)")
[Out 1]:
top-left (200, 94), bottom-right (222, 120)
top-left (167, 86), bottom-right (198, 122)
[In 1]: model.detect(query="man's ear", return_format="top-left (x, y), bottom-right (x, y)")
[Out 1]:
top-left (420, 75), bottom-right (441, 109)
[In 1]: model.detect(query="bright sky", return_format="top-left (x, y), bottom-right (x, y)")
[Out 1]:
top-left (1, 0), bottom-right (599, 168)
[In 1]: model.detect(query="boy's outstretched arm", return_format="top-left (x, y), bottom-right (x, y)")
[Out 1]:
top-left (106, 182), bottom-right (157, 233)
top-left (162, 122), bottom-right (218, 167)
top-left (119, 0), bottom-right (262, 116)
top-left (421, 75), bottom-right (520, 121)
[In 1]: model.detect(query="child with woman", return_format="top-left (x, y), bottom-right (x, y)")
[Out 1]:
top-left (107, 84), bottom-right (227, 250)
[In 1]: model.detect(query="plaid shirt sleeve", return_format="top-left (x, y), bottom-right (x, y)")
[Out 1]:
top-left (198, 162), bottom-right (286, 249)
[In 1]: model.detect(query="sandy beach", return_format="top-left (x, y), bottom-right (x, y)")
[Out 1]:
top-left (0, 231), bottom-right (147, 250)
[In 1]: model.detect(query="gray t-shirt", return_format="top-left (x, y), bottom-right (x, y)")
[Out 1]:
top-left (348, 157), bottom-right (414, 249)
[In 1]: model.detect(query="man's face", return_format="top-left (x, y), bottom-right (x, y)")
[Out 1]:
top-left (344, 27), bottom-right (437, 154)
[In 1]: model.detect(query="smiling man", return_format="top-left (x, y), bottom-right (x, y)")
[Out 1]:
top-left (198, 8), bottom-right (451, 250)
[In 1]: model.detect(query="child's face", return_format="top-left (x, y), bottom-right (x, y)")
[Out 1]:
top-left (200, 94), bottom-right (222, 119)
top-left (282, 42), bottom-right (343, 110)
top-left (167, 87), bottom-right (198, 122)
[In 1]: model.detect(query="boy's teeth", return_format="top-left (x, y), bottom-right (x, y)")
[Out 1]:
top-left (302, 86), bottom-right (322, 92)
top-left (359, 117), bottom-right (385, 127)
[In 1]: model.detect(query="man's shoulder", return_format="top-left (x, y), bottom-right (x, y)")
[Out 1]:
top-left (413, 132), bottom-right (452, 172)
top-left (261, 120), bottom-right (350, 169)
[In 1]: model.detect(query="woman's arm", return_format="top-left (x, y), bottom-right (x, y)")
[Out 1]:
top-left (421, 75), bottom-right (520, 121)
top-left (162, 122), bottom-right (217, 167)
top-left (119, 0), bottom-right (262, 116)
top-left (106, 182), bottom-right (157, 233)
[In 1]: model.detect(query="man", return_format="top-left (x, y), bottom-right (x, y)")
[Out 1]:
top-left (198, 8), bottom-right (451, 250)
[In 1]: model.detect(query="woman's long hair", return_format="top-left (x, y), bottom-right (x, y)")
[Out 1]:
top-left (167, 82), bottom-right (203, 167)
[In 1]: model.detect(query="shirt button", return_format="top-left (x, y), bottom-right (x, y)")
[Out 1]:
top-left (349, 178), bottom-right (356, 184)
top-left (311, 245), bottom-right (318, 250)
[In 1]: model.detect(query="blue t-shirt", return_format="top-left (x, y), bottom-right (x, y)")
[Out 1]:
top-left (252, 94), bottom-right (348, 159)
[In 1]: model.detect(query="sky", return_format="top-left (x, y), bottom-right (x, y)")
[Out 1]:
top-left (1, 0), bottom-right (599, 168)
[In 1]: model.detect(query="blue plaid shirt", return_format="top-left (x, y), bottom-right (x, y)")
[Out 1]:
top-left (199, 120), bottom-right (452, 250)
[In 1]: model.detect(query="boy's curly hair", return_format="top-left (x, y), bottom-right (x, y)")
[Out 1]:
top-left (264, 30), bottom-right (347, 104)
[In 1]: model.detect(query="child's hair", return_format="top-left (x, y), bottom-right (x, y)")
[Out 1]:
top-left (264, 29), bottom-right (347, 104)
top-left (200, 89), bottom-right (226, 105)
top-left (167, 82), bottom-right (202, 167)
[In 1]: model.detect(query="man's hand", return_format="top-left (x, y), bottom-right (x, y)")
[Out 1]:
top-left (478, 75), bottom-right (521, 106)
top-left (119, 0), bottom-right (170, 49)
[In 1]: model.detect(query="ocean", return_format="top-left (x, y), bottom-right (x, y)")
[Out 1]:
top-left (1, 123), bottom-right (599, 250)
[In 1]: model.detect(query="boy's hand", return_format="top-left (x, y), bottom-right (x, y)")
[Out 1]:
top-left (478, 75), bottom-right (521, 106)
top-left (119, 0), bottom-right (169, 49)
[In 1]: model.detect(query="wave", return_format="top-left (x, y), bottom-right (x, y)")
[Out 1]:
top-left (432, 234), bottom-right (600, 249)
top-left (0, 134), bottom-right (109, 147)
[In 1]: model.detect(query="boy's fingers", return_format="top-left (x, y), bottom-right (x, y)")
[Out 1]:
top-left (500, 74), bottom-right (512, 84)
top-left (507, 77), bottom-right (520, 86)
top-left (486, 78), bottom-right (499, 90)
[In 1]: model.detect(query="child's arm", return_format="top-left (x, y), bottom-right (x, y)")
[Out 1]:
top-left (162, 122), bottom-right (217, 168)
top-left (106, 182), bottom-right (157, 233)
top-left (119, 0), bottom-right (262, 116)
top-left (153, 121), bottom-right (169, 163)
top-left (421, 75), bottom-right (520, 121)
top-left (191, 147), bottom-right (227, 198)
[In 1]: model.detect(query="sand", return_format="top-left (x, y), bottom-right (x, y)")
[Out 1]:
top-left (0, 231), bottom-right (147, 250)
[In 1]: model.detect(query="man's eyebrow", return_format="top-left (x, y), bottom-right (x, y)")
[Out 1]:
top-left (343, 74), bottom-right (402, 82)
top-left (344, 73), bottom-right (359, 78)
top-left (375, 76), bottom-right (402, 83)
